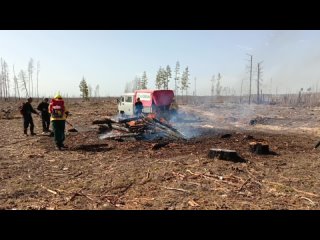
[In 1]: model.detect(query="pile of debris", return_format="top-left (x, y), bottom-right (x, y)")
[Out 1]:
top-left (92, 115), bottom-right (187, 141)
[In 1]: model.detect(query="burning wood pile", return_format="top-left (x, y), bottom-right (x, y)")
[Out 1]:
top-left (92, 114), bottom-right (187, 141)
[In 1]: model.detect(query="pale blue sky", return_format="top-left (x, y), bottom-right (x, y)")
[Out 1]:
top-left (1, 30), bottom-right (320, 97)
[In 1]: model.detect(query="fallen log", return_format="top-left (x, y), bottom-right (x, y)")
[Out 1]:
top-left (208, 148), bottom-right (245, 162)
top-left (314, 140), bottom-right (320, 149)
top-left (111, 124), bottom-right (131, 133)
top-left (118, 116), bottom-right (143, 123)
top-left (99, 132), bottom-right (140, 140)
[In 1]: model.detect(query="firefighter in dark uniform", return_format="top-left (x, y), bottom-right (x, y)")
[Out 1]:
top-left (37, 98), bottom-right (51, 133)
top-left (21, 97), bottom-right (40, 136)
top-left (135, 98), bottom-right (144, 116)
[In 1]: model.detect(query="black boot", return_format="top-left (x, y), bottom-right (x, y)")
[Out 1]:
top-left (61, 144), bottom-right (68, 149)
top-left (24, 128), bottom-right (28, 135)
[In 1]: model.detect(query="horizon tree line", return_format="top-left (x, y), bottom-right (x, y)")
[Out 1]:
top-left (0, 57), bottom-right (40, 101)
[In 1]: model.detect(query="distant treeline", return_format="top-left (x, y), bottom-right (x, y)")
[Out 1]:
top-left (0, 57), bottom-right (40, 101)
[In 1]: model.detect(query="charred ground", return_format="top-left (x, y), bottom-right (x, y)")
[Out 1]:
top-left (0, 98), bottom-right (320, 209)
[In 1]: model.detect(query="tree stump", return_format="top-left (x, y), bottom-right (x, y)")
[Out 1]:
top-left (243, 135), bottom-right (254, 140)
top-left (208, 148), bottom-right (245, 162)
top-left (152, 142), bottom-right (169, 150)
top-left (249, 142), bottom-right (269, 154)
top-left (220, 134), bottom-right (232, 139)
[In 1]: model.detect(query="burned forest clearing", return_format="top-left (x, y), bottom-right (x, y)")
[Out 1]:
top-left (1, 99), bottom-right (320, 210)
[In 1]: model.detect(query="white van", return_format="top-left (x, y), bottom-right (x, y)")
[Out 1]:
top-left (118, 93), bottom-right (135, 116)
top-left (118, 89), bottom-right (175, 117)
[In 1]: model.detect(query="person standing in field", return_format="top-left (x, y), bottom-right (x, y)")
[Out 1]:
top-left (49, 93), bottom-right (70, 150)
top-left (37, 98), bottom-right (51, 134)
top-left (135, 97), bottom-right (143, 116)
top-left (19, 97), bottom-right (40, 136)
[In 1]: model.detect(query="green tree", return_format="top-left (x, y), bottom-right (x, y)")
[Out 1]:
top-left (165, 65), bottom-right (171, 89)
top-left (181, 66), bottom-right (190, 97)
top-left (141, 71), bottom-right (148, 89)
top-left (174, 61), bottom-right (180, 95)
top-left (79, 77), bottom-right (89, 100)
top-left (155, 67), bottom-right (163, 89)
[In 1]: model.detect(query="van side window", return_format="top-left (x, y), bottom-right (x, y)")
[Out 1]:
top-left (125, 96), bottom-right (133, 103)
top-left (121, 97), bottom-right (124, 102)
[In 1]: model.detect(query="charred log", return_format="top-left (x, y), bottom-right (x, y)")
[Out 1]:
top-left (99, 132), bottom-right (140, 140)
top-left (111, 124), bottom-right (131, 133)
top-left (118, 116), bottom-right (143, 123)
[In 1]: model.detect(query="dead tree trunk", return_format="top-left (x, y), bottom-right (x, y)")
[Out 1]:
top-left (36, 61), bottom-right (40, 99)
top-left (20, 70), bottom-right (29, 98)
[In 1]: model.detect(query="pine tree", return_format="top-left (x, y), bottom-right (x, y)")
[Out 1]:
top-left (79, 77), bottom-right (89, 100)
top-left (165, 65), bottom-right (171, 90)
top-left (155, 67), bottom-right (162, 89)
top-left (174, 61), bottom-right (180, 95)
top-left (180, 67), bottom-right (190, 103)
top-left (141, 71), bottom-right (148, 89)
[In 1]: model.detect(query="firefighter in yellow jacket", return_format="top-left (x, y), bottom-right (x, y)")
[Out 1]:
top-left (49, 93), bottom-right (70, 150)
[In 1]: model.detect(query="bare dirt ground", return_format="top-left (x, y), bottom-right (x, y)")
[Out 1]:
top-left (1, 99), bottom-right (320, 210)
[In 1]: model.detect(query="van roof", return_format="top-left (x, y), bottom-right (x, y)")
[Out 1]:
top-left (135, 89), bottom-right (174, 93)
